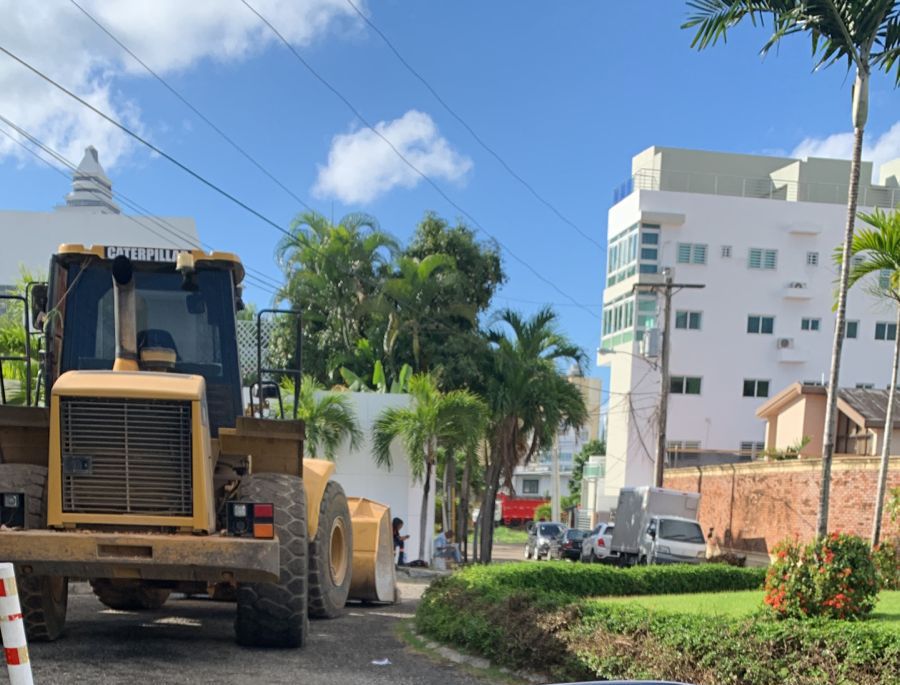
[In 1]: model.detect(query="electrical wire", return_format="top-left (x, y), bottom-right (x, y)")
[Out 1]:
top-left (343, 0), bottom-right (604, 252)
top-left (0, 44), bottom-right (292, 241)
top-left (67, 0), bottom-right (316, 215)
top-left (0, 119), bottom-right (282, 296)
top-left (237, 0), bottom-right (600, 322)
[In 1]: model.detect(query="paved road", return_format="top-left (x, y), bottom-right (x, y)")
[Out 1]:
top-left (28, 581), bottom-right (495, 685)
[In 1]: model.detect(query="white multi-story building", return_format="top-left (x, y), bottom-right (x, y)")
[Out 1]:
top-left (601, 146), bottom-right (900, 502)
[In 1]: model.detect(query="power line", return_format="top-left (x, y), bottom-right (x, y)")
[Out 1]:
top-left (343, 0), bottom-right (604, 252)
top-left (0, 117), bottom-right (281, 296)
top-left (0, 44), bottom-right (293, 242)
top-left (67, 0), bottom-right (316, 216)
top-left (238, 0), bottom-right (600, 322)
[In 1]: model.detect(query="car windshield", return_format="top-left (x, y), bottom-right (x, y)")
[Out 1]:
top-left (538, 523), bottom-right (564, 538)
top-left (658, 519), bottom-right (705, 544)
top-left (566, 530), bottom-right (586, 540)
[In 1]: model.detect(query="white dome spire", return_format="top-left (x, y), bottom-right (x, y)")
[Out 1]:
top-left (63, 146), bottom-right (120, 214)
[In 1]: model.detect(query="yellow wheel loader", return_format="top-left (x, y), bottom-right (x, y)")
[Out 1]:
top-left (0, 244), bottom-right (396, 647)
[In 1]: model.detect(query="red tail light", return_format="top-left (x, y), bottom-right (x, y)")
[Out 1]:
top-left (597, 538), bottom-right (605, 547)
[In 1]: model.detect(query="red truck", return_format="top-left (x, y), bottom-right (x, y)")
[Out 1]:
top-left (497, 492), bottom-right (550, 527)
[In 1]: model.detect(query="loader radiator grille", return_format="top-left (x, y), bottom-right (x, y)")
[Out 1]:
top-left (60, 397), bottom-right (193, 516)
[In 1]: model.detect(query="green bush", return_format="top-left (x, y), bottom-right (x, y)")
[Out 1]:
top-left (533, 502), bottom-right (551, 521)
top-left (445, 560), bottom-right (766, 599)
top-left (874, 540), bottom-right (900, 591)
top-left (764, 533), bottom-right (879, 619)
top-left (416, 570), bottom-right (900, 684)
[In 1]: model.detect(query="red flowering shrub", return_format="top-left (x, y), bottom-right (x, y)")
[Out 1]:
top-left (764, 533), bottom-right (879, 619)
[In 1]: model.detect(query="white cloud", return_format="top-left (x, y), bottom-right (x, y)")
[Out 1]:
top-left (313, 110), bottom-right (473, 204)
top-left (791, 121), bottom-right (900, 172)
top-left (0, 0), bottom-right (361, 168)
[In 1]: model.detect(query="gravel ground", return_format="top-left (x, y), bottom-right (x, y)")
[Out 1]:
top-left (26, 580), bottom-right (495, 685)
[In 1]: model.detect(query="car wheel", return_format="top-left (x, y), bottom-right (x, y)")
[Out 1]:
top-left (524, 546), bottom-right (531, 560)
top-left (589, 549), bottom-right (597, 564)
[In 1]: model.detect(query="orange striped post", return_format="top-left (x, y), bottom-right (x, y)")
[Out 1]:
top-left (0, 564), bottom-right (32, 685)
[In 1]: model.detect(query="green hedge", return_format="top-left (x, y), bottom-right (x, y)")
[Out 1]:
top-left (415, 562), bottom-right (900, 685)
top-left (446, 560), bottom-right (766, 598)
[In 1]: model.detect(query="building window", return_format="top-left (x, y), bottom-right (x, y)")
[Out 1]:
top-left (742, 379), bottom-right (770, 398)
top-left (855, 383), bottom-right (875, 389)
top-left (641, 247), bottom-right (658, 260)
top-left (749, 248), bottom-right (777, 270)
top-left (675, 310), bottom-right (702, 330)
top-left (642, 232), bottom-right (659, 245)
top-left (677, 243), bottom-right (708, 265)
top-left (875, 322), bottom-right (898, 341)
top-left (806, 251), bottom-right (819, 266)
top-left (846, 320), bottom-right (859, 339)
top-left (852, 255), bottom-right (865, 268)
top-left (879, 269), bottom-right (892, 290)
top-left (801, 318), bottom-right (821, 331)
top-left (522, 478), bottom-right (539, 495)
top-left (670, 376), bottom-right (702, 395)
top-left (721, 245), bottom-right (732, 258)
top-left (639, 263), bottom-right (658, 274)
top-left (747, 315), bottom-right (775, 334)
top-left (739, 441), bottom-right (765, 455)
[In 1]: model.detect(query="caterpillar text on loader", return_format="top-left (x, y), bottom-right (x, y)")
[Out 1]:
top-left (0, 244), bottom-right (396, 647)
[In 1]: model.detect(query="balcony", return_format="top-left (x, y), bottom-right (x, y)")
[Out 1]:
top-left (782, 281), bottom-right (812, 299)
top-left (612, 168), bottom-right (900, 208)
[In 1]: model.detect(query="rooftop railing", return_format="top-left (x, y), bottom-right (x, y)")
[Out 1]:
top-left (613, 167), bottom-right (900, 209)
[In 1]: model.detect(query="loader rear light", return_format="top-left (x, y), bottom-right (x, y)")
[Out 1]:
top-left (226, 502), bottom-right (275, 539)
top-left (0, 493), bottom-right (25, 528)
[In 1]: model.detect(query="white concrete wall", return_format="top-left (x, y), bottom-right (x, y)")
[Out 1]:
top-left (322, 392), bottom-right (434, 563)
top-left (0, 210), bottom-right (199, 286)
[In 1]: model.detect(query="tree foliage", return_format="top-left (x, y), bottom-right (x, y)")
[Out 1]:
top-left (569, 439), bottom-right (606, 496)
top-left (280, 375), bottom-right (363, 459)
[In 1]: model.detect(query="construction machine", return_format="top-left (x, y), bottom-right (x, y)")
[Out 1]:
top-left (0, 244), bottom-right (396, 647)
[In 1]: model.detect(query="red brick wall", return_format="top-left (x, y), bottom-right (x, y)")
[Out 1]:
top-left (663, 457), bottom-right (900, 555)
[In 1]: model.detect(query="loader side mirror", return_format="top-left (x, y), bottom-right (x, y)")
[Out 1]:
top-left (30, 283), bottom-right (48, 328)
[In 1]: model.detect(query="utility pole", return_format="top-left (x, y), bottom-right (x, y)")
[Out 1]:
top-left (634, 269), bottom-right (704, 488)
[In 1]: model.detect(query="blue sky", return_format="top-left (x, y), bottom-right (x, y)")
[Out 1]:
top-left (1, 0), bottom-right (899, 399)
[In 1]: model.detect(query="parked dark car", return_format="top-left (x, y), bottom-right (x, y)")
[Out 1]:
top-left (559, 528), bottom-right (587, 560)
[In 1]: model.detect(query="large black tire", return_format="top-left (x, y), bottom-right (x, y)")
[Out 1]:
top-left (90, 579), bottom-right (170, 610)
top-left (0, 464), bottom-right (68, 641)
top-left (234, 473), bottom-right (308, 648)
top-left (308, 480), bottom-right (352, 619)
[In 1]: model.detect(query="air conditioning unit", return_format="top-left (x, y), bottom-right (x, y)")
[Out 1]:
top-left (777, 337), bottom-right (794, 349)
top-left (787, 281), bottom-right (807, 289)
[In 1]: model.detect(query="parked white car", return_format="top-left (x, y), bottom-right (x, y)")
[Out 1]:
top-left (580, 522), bottom-right (617, 563)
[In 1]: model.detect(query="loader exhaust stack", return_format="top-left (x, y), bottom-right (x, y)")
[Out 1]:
top-left (111, 255), bottom-right (138, 372)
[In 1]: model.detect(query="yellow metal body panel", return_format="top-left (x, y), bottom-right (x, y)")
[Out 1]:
top-left (346, 497), bottom-right (396, 602)
top-left (47, 370), bottom-right (216, 532)
top-left (0, 530), bottom-right (279, 583)
top-left (219, 417), bottom-right (304, 476)
top-left (302, 459), bottom-right (335, 540)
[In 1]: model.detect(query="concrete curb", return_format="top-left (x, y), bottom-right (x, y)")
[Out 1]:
top-left (414, 631), bottom-right (547, 684)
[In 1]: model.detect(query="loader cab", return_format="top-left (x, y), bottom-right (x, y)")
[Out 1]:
top-left (45, 245), bottom-right (244, 435)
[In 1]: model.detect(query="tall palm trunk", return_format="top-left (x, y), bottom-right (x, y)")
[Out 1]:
top-left (457, 450), bottom-right (471, 561)
top-left (819, 70), bottom-right (869, 537)
top-left (479, 452), bottom-right (503, 563)
top-left (442, 452), bottom-right (454, 533)
top-left (418, 444), bottom-right (434, 561)
top-left (872, 303), bottom-right (900, 546)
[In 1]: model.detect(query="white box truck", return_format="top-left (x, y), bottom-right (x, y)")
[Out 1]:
top-left (610, 486), bottom-right (706, 565)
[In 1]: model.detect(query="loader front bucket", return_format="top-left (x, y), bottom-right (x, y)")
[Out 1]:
top-left (346, 497), bottom-right (396, 603)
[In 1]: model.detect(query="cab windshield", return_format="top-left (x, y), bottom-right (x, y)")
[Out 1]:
top-left (59, 262), bottom-right (241, 432)
top-left (658, 519), bottom-right (705, 544)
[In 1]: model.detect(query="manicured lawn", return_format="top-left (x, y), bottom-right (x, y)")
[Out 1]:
top-left (466, 526), bottom-right (529, 545)
top-left (600, 589), bottom-right (900, 628)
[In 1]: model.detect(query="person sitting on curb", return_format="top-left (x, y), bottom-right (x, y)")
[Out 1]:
top-left (433, 529), bottom-right (462, 565)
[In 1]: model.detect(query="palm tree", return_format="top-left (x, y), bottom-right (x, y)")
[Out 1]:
top-left (372, 373), bottom-right (487, 561)
top-left (843, 208), bottom-right (900, 545)
top-left (276, 210), bottom-right (398, 379)
top-left (381, 253), bottom-right (473, 371)
top-left (683, 0), bottom-right (900, 536)
top-left (477, 308), bottom-right (588, 563)
top-left (281, 376), bottom-right (363, 459)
